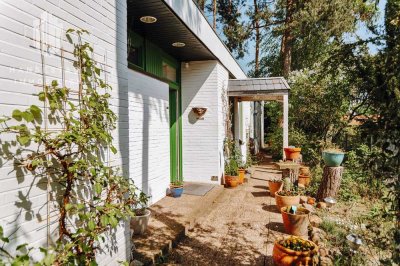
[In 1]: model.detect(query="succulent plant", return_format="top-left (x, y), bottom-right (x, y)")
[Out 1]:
top-left (280, 237), bottom-right (315, 251)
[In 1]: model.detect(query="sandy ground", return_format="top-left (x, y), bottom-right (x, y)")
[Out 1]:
top-left (159, 168), bottom-right (290, 265)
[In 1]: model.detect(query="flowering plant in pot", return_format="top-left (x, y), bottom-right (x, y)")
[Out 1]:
top-left (130, 191), bottom-right (151, 235)
top-left (268, 178), bottom-right (283, 197)
top-left (273, 237), bottom-right (318, 266)
top-left (280, 206), bottom-right (310, 236)
top-left (170, 180), bottom-right (184, 198)
top-left (275, 178), bottom-right (300, 210)
top-left (224, 139), bottom-right (241, 188)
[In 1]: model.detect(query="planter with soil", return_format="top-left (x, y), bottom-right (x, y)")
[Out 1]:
top-left (225, 175), bottom-right (239, 188)
top-left (273, 237), bottom-right (318, 266)
top-left (238, 169), bottom-right (245, 184)
top-left (298, 174), bottom-right (311, 187)
top-left (284, 147), bottom-right (301, 161)
top-left (275, 190), bottom-right (300, 210)
top-left (268, 179), bottom-right (283, 197)
top-left (130, 209), bottom-right (151, 235)
top-left (281, 206), bottom-right (310, 236)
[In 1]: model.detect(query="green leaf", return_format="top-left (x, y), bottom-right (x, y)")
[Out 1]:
top-left (16, 243), bottom-right (28, 251)
top-left (110, 146), bottom-right (117, 154)
top-left (51, 80), bottom-right (58, 87)
top-left (21, 111), bottom-right (34, 122)
top-left (30, 105), bottom-right (42, 117)
top-left (109, 215), bottom-right (118, 227)
top-left (12, 109), bottom-right (22, 121)
top-left (88, 220), bottom-right (95, 231)
top-left (100, 215), bottom-right (109, 227)
top-left (38, 92), bottom-right (46, 101)
top-left (17, 135), bottom-right (31, 146)
top-left (65, 203), bottom-right (73, 211)
top-left (94, 183), bottom-right (102, 195)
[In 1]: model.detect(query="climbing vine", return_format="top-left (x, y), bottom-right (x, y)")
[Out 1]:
top-left (0, 29), bottom-right (146, 264)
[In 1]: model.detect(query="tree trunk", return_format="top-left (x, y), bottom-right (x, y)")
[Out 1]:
top-left (253, 0), bottom-right (260, 77)
top-left (198, 0), bottom-right (205, 11)
top-left (280, 0), bottom-right (294, 77)
top-left (317, 166), bottom-right (344, 201)
top-left (213, 0), bottom-right (217, 30)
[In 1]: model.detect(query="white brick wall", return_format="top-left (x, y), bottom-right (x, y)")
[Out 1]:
top-left (0, 0), bottom-right (130, 263)
top-left (181, 61), bottom-right (229, 183)
top-left (127, 69), bottom-right (170, 204)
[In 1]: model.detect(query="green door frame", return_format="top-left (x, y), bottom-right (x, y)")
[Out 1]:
top-left (169, 82), bottom-right (182, 183)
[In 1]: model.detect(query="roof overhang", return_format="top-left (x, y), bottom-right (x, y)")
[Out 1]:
top-left (228, 77), bottom-right (290, 101)
top-left (127, 0), bottom-right (246, 79)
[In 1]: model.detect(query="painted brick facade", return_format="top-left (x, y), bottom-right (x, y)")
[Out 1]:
top-left (127, 70), bottom-right (170, 204)
top-left (181, 61), bottom-right (229, 184)
top-left (0, 0), bottom-right (130, 263)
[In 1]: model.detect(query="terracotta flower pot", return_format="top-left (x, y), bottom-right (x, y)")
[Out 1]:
top-left (275, 191), bottom-right (300, 210)
top-left (298, 174), bottom-right (311, 187)
top-left (268, 180), bottom-right (282, 197)
top-left (284, 147), bottom-right (302, 161)
top-left (272, 238), bottom-right (318, 266)
top-left (281, 206), bottom-right (310, 236)
top-left (299, 166), bottom-right (310, 176)
top-left (225, 175), bottom-right (239, 188)
top-left (238, 169), bottom-right (245, 184)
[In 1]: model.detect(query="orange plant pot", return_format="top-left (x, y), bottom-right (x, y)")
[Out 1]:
top-left (284, 147), bottom-right (301, 161)
top-left (225, 175), bottom-right (239, 188)
top-left (298, 174), bottom-right (311, 187)
top-left (275, 192), bottom-right (300, 210)
top-left (299, 166), bottom-right (310, 176)
top-left (268, 180), bottom-right (283, 197)
top-left (238, 169), bottom-right (245, 184)
top-left (272, 238), bottom-right (318, 266)
top-left (281, 207), bottom-right (310, 236)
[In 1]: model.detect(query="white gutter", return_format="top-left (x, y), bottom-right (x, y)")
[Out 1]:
top-left (163, 0), bottom-right (247, 79)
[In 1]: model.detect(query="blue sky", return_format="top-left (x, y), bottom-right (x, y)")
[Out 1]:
top-left (205, 0), bottom-right (387, 73)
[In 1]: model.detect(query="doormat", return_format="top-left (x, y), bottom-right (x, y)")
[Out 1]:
top-left (183, 182), bottom-right (215, 196)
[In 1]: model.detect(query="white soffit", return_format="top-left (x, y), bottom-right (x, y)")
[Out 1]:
top-left (163, 0), bottom-right (247, 79)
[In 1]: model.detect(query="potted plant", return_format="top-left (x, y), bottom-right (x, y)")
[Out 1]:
top-left (224, 139), bottom-right (241, 188)
top-left (298, 174), bottom-right (311, 186)
top-left (284, 147), bottom-right (301, 161)
top-left (268, 178), bottom-right (283, 197)
top-left (170, 180), bottom-right (184, 197)
top-left (225, 158), bottom-right (239, 188)
top-left (275, 178), bottom-right (300, 210)
top-left (238, 162), bottom-right (246, 185)
top-left (299, 166), bottom-right (310, 175)
top-left (131, 191), bottom-right (151, 235)
top-left (281, 206), bottom-right (310, 236)
top-left (273, 237), bottom-right (318, 266)
top-left (322, 148), bottom-right (345, 167)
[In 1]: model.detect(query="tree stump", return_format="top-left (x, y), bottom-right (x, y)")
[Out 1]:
top-left (317, 166), bottom-right (344, 201)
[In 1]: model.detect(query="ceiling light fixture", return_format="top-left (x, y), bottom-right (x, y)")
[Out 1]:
top-left (172, 42), bottom-right (186, 48)
top-left (140, 16), bottom-right (157, 24)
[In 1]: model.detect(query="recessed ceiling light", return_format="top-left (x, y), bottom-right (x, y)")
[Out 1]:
top-left (172, 42), bottom-right (186, 48)
top-left (140, 16), bottom-right (157, 24)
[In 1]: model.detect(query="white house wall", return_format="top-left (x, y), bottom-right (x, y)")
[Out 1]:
top-left (127, 69), bottom-right (170, 205)
top-left (0, 0), bottom-right (130, 263)
top-left (181, 61), bottom-right (229, 184)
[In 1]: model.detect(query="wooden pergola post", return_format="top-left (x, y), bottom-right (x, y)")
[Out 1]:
top-left (283, 94), bottom-right (289, 158)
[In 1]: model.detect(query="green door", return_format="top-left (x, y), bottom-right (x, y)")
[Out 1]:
top-left (169, 89), bottom-right (181, 183)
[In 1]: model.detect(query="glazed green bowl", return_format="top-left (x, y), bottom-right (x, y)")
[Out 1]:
top-left (322, 151), bottom-right (345, 167)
